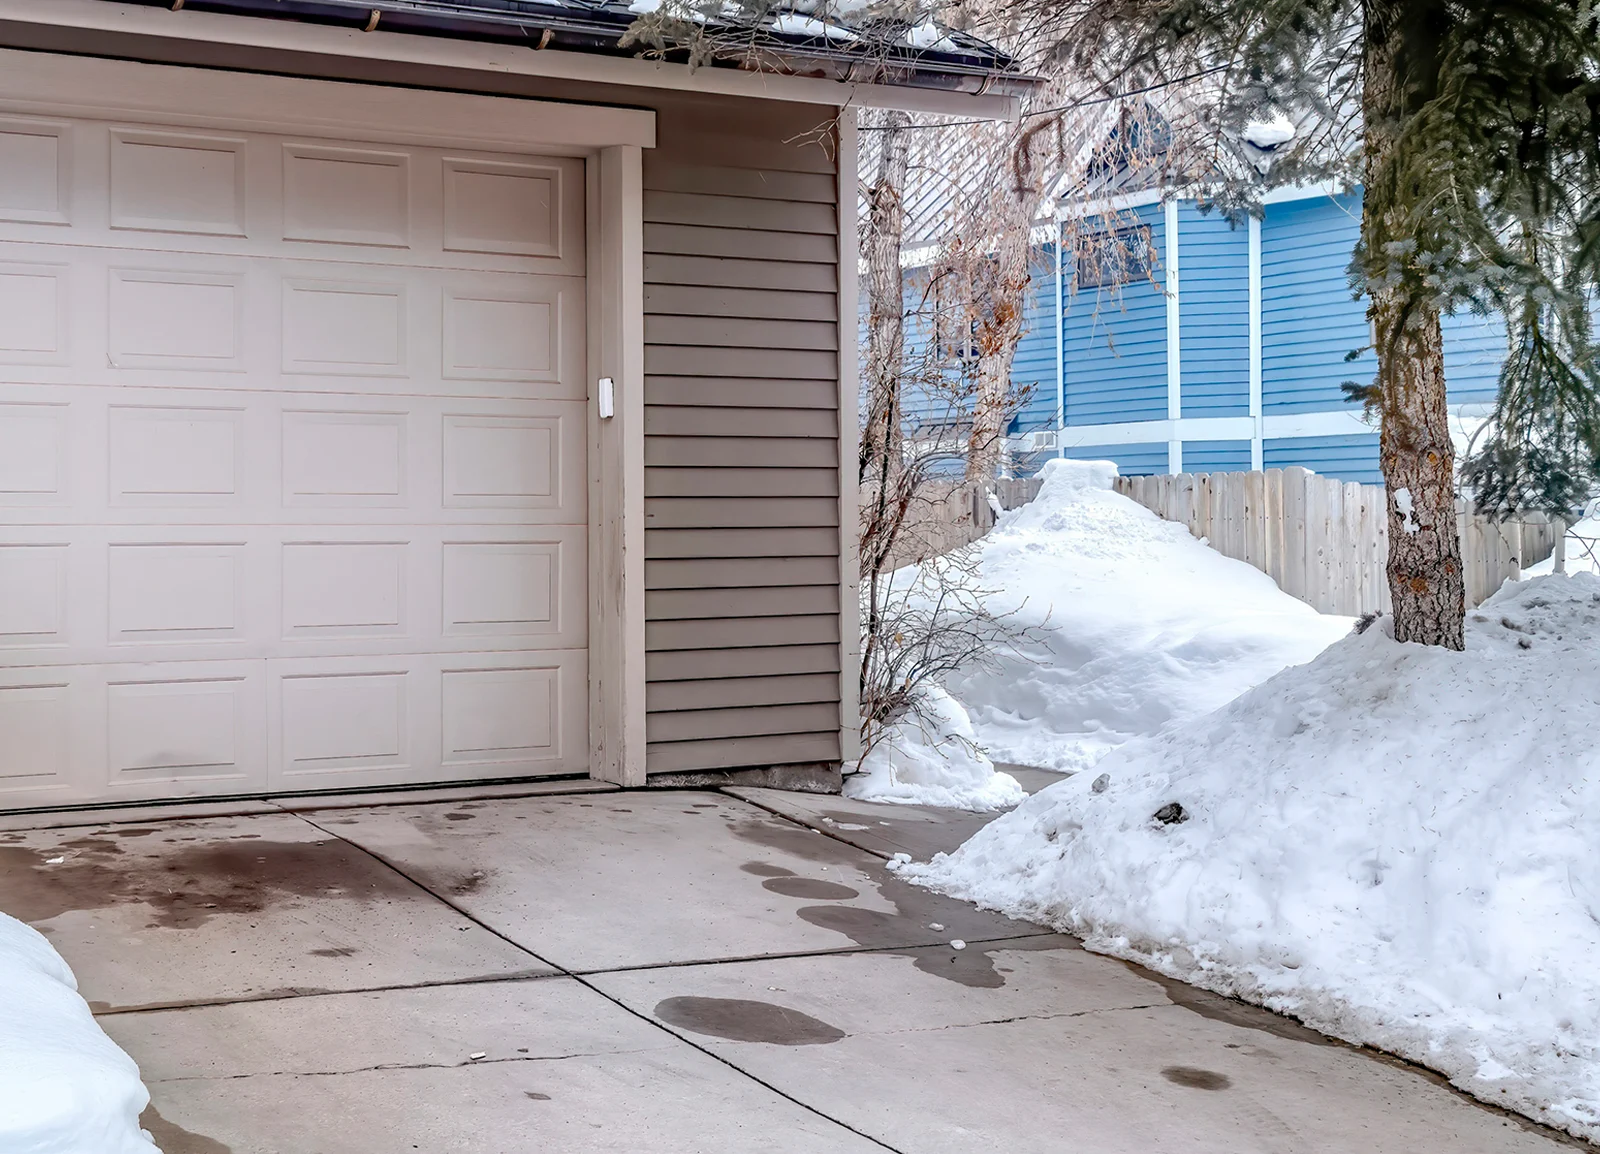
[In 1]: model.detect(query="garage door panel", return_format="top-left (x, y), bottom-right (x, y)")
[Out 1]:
top-left (0, 523), bottom-right (588, 668)
top-left (0, 123), bottom-right (584, 276)
top-left (0, 105), bottom-right (591, 807)
top-left (267, 649), bottom-right (586, 793)
top-left (0, 660), bottom-right (270, 808)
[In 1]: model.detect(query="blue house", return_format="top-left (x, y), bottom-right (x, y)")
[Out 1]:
top-left (998, 186), bottom-right (1506, 483)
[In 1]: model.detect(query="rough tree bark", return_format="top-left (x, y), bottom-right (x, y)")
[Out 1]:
top-left (861, 108), bottom-right (912, 501)
top-left (963, 119), bottom-right (1057, 483)
top-left (858, 108), bottom-right (912, 706)
top-left (1362, 0), bottom-right (1466, 649)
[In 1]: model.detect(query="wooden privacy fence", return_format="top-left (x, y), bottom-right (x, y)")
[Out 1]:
top-left (1114, 467), bottom-right (1564, 615)
top-left (876, 477), bottom-right (1044, 567)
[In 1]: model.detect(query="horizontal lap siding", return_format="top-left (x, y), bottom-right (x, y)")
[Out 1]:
top-left (1063, 205), bottom-right (1168, 427)
top-left (1264, 434), bottom-right (1383, 484)
top-left (1011, 246), bottom-right (1060, 432)
top-left (1443, 310), bottom-right (1505, 403)
top-left (1178, 205), bottom-right (1250, 417)
top-left (1183, 439), bottom-right (1253, 473)
top-left (1262, 194), bottom-right (1373, 415)
top-left (1059, 441), bottom-right (1169, 476)
top-left (642, 119), bottom-right (843, 775)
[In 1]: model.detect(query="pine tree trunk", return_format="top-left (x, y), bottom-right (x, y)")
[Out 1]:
top-left (1363, 1), bottom-right (1466, 649)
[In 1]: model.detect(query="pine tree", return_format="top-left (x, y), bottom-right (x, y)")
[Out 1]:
top-left (957, 0), bottom-right (1600, 648)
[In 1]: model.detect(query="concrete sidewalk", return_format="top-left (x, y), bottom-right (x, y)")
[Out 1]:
top-left (0, 783), bottom-right (1575, 1153)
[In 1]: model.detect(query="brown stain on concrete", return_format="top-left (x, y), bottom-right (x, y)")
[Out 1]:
top-left (1162, 1066), bottom-right (1232, 1091)
top-left (310, 946), bottom-right (359, 958)
top-left (730, 817), bottom-right (1071, 988)
top-left (444, 812), bottom-right (476, 822)
top-left (655, 996), bottom-right (845, 1046)
top-left (762, 877), bottom-right (859, 901)
top-left (0, 832), bottom-right (419, 930)
top-left (524, 1091), bottom-right (552, 1101)
top-left (138, 1105), bottom-right (233, 1153)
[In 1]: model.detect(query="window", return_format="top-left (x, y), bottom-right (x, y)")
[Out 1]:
top-left (1074, 224), bottom-right (1154, 290)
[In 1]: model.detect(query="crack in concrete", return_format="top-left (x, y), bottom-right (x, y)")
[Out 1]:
top-left (864, 1000), bottom-right (1172, 1038)
top-left (147, 1048), bottom-right (664, 1085)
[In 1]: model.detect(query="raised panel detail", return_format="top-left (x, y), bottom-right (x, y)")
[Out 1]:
top-left (109, 407), bottom-right (240, 503)
top-left (442, 542), bottom-right (557, 636)
top-left (0, 683), bottom-right (69, 787)
top-left (282, 671), bottom-right (407, 772)
top-left (107, 678), bottom-right (244, 781)
top-left (0, 545), bottom-right (67, 644)
top-left (110, 130), bottom-right (245, 236)
top-left (283, 280), bottom-right (406, 376)
top-left (282, 543), bottom-right (405, 637)
top-left (282, 410), bottom-right (406, 506)
top-left (0, 404), bottom-right (66, 499)
top-left (443, 415), bottom-right (559, 508)
top-left (443, 158), bottom-right (559, 257)
top-left (109, 270), bottom-right (242, 370)
top-left (442, 667), bottom-right (555, 765)
top-left (0, 119), bottom-right (68, 225)
top-left (0, 265), bottom-right (66, 363)
top-left (108, 544), bottom-right (241, 641)
top-left (443, 288), bottom-right (557, 381)
top-left (283, 144), bottom-right (409, 247)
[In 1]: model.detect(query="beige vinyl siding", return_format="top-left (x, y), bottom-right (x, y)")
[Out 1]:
top-left (641, 119), bottom-right (844, 774)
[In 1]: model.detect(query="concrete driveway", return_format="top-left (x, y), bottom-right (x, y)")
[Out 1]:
top-left (0, 779), bottom-right (1575, 1153)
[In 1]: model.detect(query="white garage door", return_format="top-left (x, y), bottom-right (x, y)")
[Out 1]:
top-left (0, 108), bottom-right (589, 809)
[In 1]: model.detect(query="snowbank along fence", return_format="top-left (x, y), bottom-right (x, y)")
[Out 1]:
top-left (879, 477), bottom-right (1044, 566)
top-left (1115, 467), bottom-right (1563, 615)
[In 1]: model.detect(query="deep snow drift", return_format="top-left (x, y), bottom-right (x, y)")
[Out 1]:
top-left (0, 912), bottom-right (157, 1153)
top-left (901, 573), bottom-right (1600, 1140)
top-left (845, 685), bottom-right (1025, 811)
top-left (949, 458), bottom-right (1352, 771)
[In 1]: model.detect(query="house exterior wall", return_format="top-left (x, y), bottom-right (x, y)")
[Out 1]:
top-left (0, 24), bottom-right (850, 783)
top-left (985, 189), bottom-right (1512, 484)
top-left (638, 103), bottom-right (845, 776)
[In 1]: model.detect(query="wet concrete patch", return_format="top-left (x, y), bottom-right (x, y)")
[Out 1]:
top-left (310, 947), bottom-right (358, 958)
top-left (655, 996), bottom-right (846, 1046)
top-left (0, 831), bottom-right (418, 930)
top-left (444, 812), bottom-right (476, 822)
top-left (1125, 964), bottom-right (1337, 1047)
top-left (762, 877), bottom-right (859, 901)
top-left (139, 1105), bottom-right (233, 1153)
top-left (740, 862), bottom-right (794, 878)
top-left (730, 816), bottom-right (1064, 987)
top-left (524, 1091), bottom-right (552, 1101)
top-left (1162, 1066), bottom-right (1232, 1091)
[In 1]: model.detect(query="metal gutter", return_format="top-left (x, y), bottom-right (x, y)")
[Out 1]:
top-left (118, 0), bottom-right (1038, 98)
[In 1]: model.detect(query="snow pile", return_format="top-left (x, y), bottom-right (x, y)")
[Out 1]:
top-left (847, 686), bottom-right (1025, 812)
top-left (1525, 503), bottom-right (1600, 578)
top-left (902, 573), bottom-right (1600, 1140)
top-left (950, 458), bottom-right (1351, 771)
top-left (0, 912), bottom-right (157, 1153)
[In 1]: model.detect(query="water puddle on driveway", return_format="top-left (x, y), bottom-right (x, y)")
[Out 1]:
top-left (138, 1105), bottom-right (232, 1153)
top-left (654, 996), bottom-right (846, 1046)
top-left (1162, 1066), bottom-right (1233, 1091)
top-left (729, 817), bottom-right (1073, 988)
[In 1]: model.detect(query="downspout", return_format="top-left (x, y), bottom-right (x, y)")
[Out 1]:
top-left (1054, 213), bottom-right (1065, 457)
top-left (1164, 198), bottom-right (1181, 475)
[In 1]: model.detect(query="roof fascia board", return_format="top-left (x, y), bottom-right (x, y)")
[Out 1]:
top-left (0, 0), bottom-right (1021, 120)
top-left (0, 42), bottom-right (656, 150)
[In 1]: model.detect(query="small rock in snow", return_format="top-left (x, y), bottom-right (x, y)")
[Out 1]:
top-left (1091, 773), bottom-right (1111, 794)
top-left (950, 940), bottom-right (967, 950)
top-left (1153, 802), bottom-right (1189, 825)
top-left (469, 1052), bottom-right (487, 1061)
